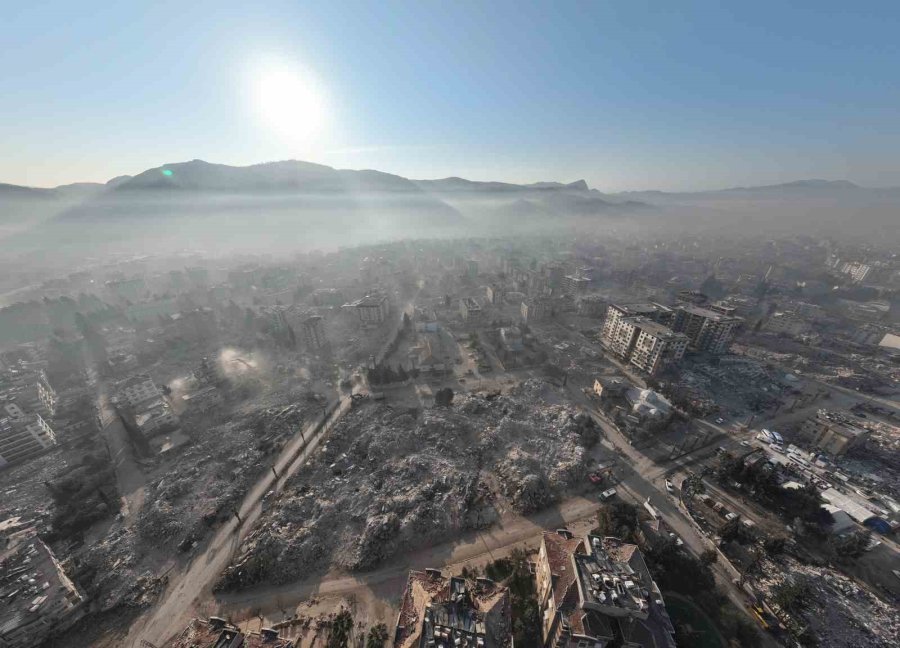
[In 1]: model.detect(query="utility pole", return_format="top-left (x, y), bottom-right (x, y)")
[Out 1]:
top-left (271, 465), bottom-right (279, 479)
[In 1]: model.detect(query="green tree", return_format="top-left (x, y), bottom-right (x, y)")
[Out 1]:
top-left (328, 608), bottom-right (354, 648)
top-left (593, 501), bottom-right (640, 541)
top-left (366, 624), bottom-right (389, 648)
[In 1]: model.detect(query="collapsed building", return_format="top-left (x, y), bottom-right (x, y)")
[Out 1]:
top-left (536, 530), bottom-right (675, 648)
top-left (219, 381), bottom-right (595, 590)
top-left (393, 570), bottom-right (512, 648)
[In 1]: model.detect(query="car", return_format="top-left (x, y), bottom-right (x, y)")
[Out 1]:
top-left (715, 417), bottom-right (725, 424)
top-left (600, 488), bottom-right (617, 501)
top-left (588, 473), bottom-right (603, 485)
top-left (668, 533), bottom-right (684, 547)
top-left (665, 480), bottom-right (675, 493)
top-left (740, 440), bottom-right (751, 447)
top-left (725, 512), bottom-right (739, 521)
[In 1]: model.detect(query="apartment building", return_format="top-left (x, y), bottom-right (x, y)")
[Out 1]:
top-left (0, 413), bottom-right (56, 468)
top-left (801, 409), bottom-right (871, 456)
top-left (0, 537), bottom-right (85, 647)
top-left (394, 570), bottom-right (512, 648)
top-left (601, 306), bottom-right (686, 375)
top-left (117, 374), bottom-right (161, 408)
top-left (536, 530), bottom-right (675, 648)
top-left (561, 274), bottom-right (591, 296)
top-left (353, 293), bottom-right (390, 324)
top-left (459, 297), bottom-right (483, 322)
top-left (301, 315), bottom-right (326, 350)
top-left (672, 305), bottom-right (741, 354)
top-left (601, 303), bottom-right (674, 343)
top-left (628, 322), bottom-right (688, 375)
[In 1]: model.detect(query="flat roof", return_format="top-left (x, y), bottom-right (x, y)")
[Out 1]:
top-left (679, 305), bottom-right (741, 321)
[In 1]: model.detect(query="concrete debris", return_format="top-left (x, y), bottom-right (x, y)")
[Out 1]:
top-left (758, 555), bottom-right (900, 647)
top-left (137, 401), bottom-right (316, 549)
top-left (219, 379), bottom-right (594, 590)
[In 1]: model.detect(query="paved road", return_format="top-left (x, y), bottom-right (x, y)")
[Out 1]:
top-left (126, 395), bottom-right (352, 648)
top-left (565, 383), bottom-right (782, 647)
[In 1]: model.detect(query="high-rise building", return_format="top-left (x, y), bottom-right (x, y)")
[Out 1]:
top-left (459, 297), bottom-right (483, 322)
top-left (601, 303), bottom-right (674, 343)
top-left (629, 322), bottom-right (689, 375)
top-left (353, 293), bottom-right (390, 324)
top-left (561, 274), bottom-right (591, 296)
top-left (601, 312), bottom-right (686, 376)
top-left (672, 305), bottom-right (741, 354)
top-left (301, 315), bottom-right (326, 350)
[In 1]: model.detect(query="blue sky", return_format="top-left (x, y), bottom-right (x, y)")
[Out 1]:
top-left (2, 1), bottom-right (899, 190)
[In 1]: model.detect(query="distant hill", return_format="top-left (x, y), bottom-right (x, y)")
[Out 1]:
top-left (2, 162), bottom-right (899, 253)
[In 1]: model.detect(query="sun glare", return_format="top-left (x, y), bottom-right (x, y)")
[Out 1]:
top-left (252, 60), bottom-right (327, 143)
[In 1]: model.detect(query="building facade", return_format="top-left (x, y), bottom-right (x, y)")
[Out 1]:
top-left (301, 315), bottom-right (326, 350)
top-left (801, 409), bottom-right (871, 456)
top-left (0, 413), bottom-right (57, 467)
top-left (672, 305), bottom-right (741, 354)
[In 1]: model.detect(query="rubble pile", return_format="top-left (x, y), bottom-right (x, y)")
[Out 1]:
top-left (72, 526), bottom-right (167, 611)
top-left (220, 379), bottom-right (594, 590)
top-left (137, 401), bottom-right (316, 548)
top-left (759, 556), bottom-right (900, 647)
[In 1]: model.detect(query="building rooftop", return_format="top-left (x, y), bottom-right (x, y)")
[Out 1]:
top-left (613, 303), bottom-right (672, 316)
top-left (354, 293), bottom-right (388, 308)
top-left (394, 571), bottom-right (512, 648)
top-left (543, 532), bottom-right (675, 648)
top-left (629, 318), bottom-right (685, 340)
top-left (0, 537), bottom-right (84, 647)
top-left (165, 618), bottom-right (294, 648)
top-left (812, 409), bottom-right (871, 438)
top-left (678, 305), bottom-right (741, 322)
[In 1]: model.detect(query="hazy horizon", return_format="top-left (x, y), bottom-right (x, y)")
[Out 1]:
top-left (4, 2), bottom-right (900, 191)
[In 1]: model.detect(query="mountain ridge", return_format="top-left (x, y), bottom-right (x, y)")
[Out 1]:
top-left (2, 160), bottom-right (894, 196)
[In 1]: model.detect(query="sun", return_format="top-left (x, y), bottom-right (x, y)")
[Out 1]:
top-left (252, 60), bottom-right (327, 143)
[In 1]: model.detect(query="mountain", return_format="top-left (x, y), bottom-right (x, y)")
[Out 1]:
top-left (614, 179), bottom-right (892, 202)
top-left (414, 177), bottom-right (591, 194)
top-left (2, 163), bottom-right (898, 255)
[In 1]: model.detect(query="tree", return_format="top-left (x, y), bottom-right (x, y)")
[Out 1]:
top-left (366, 624), bottom-right (389, 648)
top-left (829, 529), bottom-right (871, 561)
top-left (328, 608), bottom-right (354, 648)
top-left (700, 549), bottom-right (719, 567)
top-left (594, 502), bottom-right (640, 541)
top-left (435, 387), bottom-right (454, 407)
top-left (763, 537), bottom-right (787, 557)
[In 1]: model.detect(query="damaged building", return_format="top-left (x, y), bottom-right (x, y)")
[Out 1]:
top-left (536, 530), bottom-right (675, 648)
top-left (393, 570), bottom-right (512, 648)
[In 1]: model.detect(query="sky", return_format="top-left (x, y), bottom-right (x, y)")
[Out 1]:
top-left (2, 1), bottom-right (900, 191)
